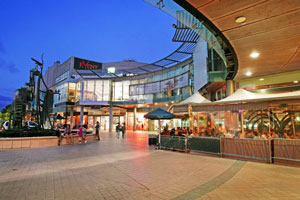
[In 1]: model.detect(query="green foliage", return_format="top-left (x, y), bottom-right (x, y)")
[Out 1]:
top-left (0, 128), bottom-right (55, 137)
top-left (0, 104), bottom-right (11, 121)
top-left (1, 104), bottom-right (12, 113)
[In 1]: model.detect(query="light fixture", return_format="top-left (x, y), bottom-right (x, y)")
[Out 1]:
top-left (171, 101), bottom-right (174, 103)
top-left (166, 104), bottom-right (169, 106)
top-left (259, 78), bottom-right (264, 81)
top-left (250, 51), bottom-right (260, 58)
top-left (107, 67), bottom-right (115, 74)
top-left (235, 16), bottom-right (246, 23)
top-left (294, 80), bottom-right (299, 83)
top-left (245, 72), bottom-right (252, 76)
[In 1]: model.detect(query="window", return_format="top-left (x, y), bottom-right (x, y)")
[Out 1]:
top-left (55, 71), bottom-right (69, 83)
top-left (95, 80), bottom-right (103, 101)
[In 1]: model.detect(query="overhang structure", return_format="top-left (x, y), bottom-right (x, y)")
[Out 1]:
top-left (175, 0), bottom-right (300, 80)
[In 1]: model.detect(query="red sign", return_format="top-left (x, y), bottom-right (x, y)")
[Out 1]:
top-left (74, 57), bottom-right (102, 70)
top-left (79, 60), bottom-right (98, 70)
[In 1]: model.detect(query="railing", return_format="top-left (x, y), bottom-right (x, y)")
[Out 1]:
top-left (188, 136), bottom-right (220, 155)
top-left (161, 136), bottom-right (186, 151)
top-left (158, 136), bottom-right (300, 165)
top-left (273, 138), bottom-right (300, 163)
top-left (221, 138), bottom-right (271, 163)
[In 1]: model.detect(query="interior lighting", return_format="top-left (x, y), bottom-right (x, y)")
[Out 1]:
top-left (259, 78), bottom-right (264, 81)
top-left (250, 51), bottom-right (260, 58)
top-left (166, 104), bottom-right (169, 106)
top-left (235, 16), bottom-right (246, 23)
top-left (294, 80), bottom-right (299, 83)
top-left (245, 72), bottom-right (252, 76)
top-left (296, 116), bottom-right (300, 121)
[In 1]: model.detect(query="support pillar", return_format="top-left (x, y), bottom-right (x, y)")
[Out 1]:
top-left (79, 81), bottom-right (84, 127)
top-left (197, 112), bottom-right (200, 135)
top-left (109, 105), bottom-right (113, 133)
top-left (79, 105), bottom-right (83, 126)
top-left (240, 111), bottom-right (245, 138)
top-left (70, 107), bottom-right (73, 131)
top-left (133, 107), bottom-right (137, 131)
top-left (226, 80), bottom-right (236, 97)
top-left (109, 80), bottom-right (113, 133)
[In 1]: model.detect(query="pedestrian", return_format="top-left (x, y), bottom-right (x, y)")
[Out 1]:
top-left (77, 125), bottom-right (86, 144)
top-left (116, 122), bottom-right (120, 138)
top-left (65, 124), bottom-right (73, 144)
top-left (121, 122), bottom-right (126, 138)
top-left (95, 121), bottom-right (100, 141)
top-left (55, 125), bottom-right (62, 146)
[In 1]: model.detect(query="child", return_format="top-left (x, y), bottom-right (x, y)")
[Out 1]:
top-left (78, 126), bottom-right (86, 144)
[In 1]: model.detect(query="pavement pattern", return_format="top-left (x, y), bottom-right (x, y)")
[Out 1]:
top-left (0, 131), bottom-right (300, 200)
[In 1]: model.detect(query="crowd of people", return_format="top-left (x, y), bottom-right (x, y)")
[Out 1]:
top-left (159, 123), bottom-right (300, 140)
top-left (55, 122), bottom-right (97, 146)
top-left (54, 121), bottom-right (127, 146)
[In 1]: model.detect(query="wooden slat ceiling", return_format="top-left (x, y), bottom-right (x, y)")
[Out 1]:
top-left (185, 0), bottom-right (300, 80)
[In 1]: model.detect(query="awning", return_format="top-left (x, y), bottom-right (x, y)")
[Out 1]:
top-left (192, 89), bottom-right (300, 112)
top-left (172, 92), bottom-right (211, 113)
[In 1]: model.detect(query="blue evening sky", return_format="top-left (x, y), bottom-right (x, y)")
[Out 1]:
top-left (0, 0), bottom-right (178, 110)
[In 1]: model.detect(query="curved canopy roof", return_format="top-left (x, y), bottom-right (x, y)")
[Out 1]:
top-left (177, 0), bottom-right (300, 80)
top-left (76, 42), bottom-right (196, 79)
top-left (176, 92), bottom-right (211, 105)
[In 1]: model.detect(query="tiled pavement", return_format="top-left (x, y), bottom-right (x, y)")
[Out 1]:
top-left (0, 131), bottom-right (300, 200)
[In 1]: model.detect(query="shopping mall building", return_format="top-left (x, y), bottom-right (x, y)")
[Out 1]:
top-left (40, 0), bottom-right (299, 133)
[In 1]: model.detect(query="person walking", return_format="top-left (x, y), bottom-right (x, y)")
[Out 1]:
top-left (77, 126), bottom-right (87, 144)
top-left (116, 123), bottom-right (120, 139)
top-left (95, 121), bottom-right (100, 141)
top-left (55, 125), bottom-right (63, 146)
top-left (121, 122), bottom-right (126, 139)
top-left (65, 124), bottom-right (73, 144)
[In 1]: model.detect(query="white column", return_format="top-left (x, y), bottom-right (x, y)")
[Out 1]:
top-left (80, 105), bottom-right (83, 126)
top-left (109, 80), bottom-right (113, 133)
top-left (133, 107), bottom-right (137, 131)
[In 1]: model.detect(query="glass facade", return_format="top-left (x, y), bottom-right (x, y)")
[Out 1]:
top-left (54, 62), bottom-right (194, 106)
top-left (80, 80), bottom-right (111, 102)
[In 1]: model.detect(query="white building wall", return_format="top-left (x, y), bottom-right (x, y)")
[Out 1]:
top-left (193, 38), bottom-right (208, 92)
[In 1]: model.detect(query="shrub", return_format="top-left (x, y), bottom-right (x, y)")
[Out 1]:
top-left (0, 128), bottom-right (56, 137)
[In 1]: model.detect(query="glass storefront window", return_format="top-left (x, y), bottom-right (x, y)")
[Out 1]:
top-left (168, 70), bottom-right (175, 78)
top-left (68, 83), bottom-right (76, 102)
top-left (145, 76), bottom-right (153, 83)
top-left (161, 72), bottom-right (168, 80)
top-left (55, 83), bottom-right (67, 104)
top-left (130, 80), bottom-right (138, 85)
top-left (139, 79), bottom-right (145, 84)
top-left (153, 74), bottom-right (161, 82)
top-left (114, 82), bottom-right (123, 101)
top-left (95, 80), bottom-right (103, 101)
top-left (75, 82), bottom-right (81, 102)
top-left (123, 81), bottom-right (130, 101)
top-left (103, 80), bottom-right (110, 101)
top-left (84, 80), bottom-right (95, 101)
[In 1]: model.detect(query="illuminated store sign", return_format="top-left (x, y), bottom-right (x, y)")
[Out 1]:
top-left (74, 57), bottom-right (102, 70)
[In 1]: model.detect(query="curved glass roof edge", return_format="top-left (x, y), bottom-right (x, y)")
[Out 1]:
top-left (144, 0), bottom-right (227, 66)
top-left (76, 0), bottom-right (228, 80)
top-left (75, 42), bottom-right (194, 79)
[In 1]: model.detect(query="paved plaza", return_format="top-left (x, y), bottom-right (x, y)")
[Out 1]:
top-left (0, 131), bottom-right (300, 200)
